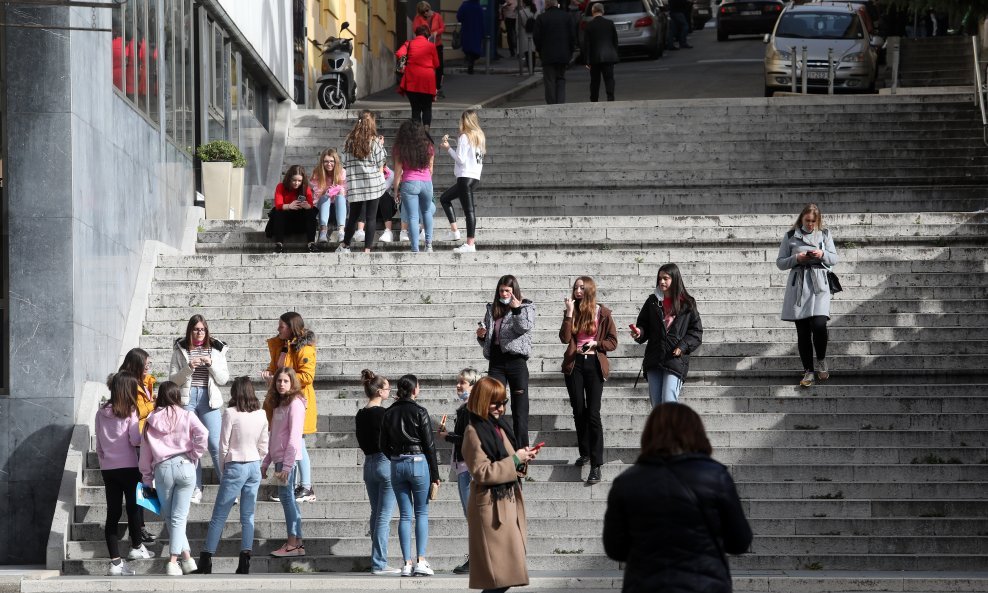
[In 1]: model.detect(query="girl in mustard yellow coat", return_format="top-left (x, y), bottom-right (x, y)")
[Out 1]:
top-left (262, 312), bottom-right (318, 502)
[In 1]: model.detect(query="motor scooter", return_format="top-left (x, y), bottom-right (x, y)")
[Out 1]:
top-left (313, 21), bottom-right (356, 109)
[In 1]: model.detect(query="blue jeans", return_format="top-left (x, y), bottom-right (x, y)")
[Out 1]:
top-left (278, 465), bottom-right (303, 538)
top-left (155, 455), bottom-right (196, 555)
top-left (204, 460), bottom-right (261, 553)
top-left (668, 12), bottom-right (689, 47)
top-left (456, 470), bottom-right (471, 516)
top-left (647, 369), bottom-right (683, 407)
top-left (296, 441), bottom-right (311, 489)
top-left (184, 386), bottom-right (221, 489)
top-left (391, 455), bottom-right (431, 560)
top-left (316, 194), bottom-right (346, 228)
top-left (364, 453), bottom-right (397, 571)
top-left (399, 180), bottom-right (434, 252)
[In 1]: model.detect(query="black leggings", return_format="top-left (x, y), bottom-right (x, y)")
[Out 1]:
top-left (439, 177), bottom-right (480, 238)
top-left (564, 354), bottom-right (604, 466)
top-left (406, 91), bottom-right (434, 126)
top-left (102, 467), bottom-right (143, 558)
top-left (343, 197), bottom-right (380, 250)
top-left (795, 316), bottom-right (828, 371)
top-left (488, 349), bottom-right (531, 447)
top-left (271, 207), bottom-right (318, 243)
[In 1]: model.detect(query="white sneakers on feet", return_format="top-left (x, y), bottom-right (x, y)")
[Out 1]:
top-left (180, 557), bottom-right (197, 574)
top-left (399, 230), bottom-right (409, 242)
top-left (127, 545), bottom-right (151, 560)
top-left (372, 566), bottom-right (402, 576)
top-left (453, 243), bottom-right (476, 253)
top-left (108, 560), bottom-right (136, 576)
top-left (815, 358), bottom-right (830, 380)
top-left (380, 229), bottom-right (394, 242)
top-left (353, 229), bottom-right (366, 241)
top-left (413, 560), bottom-right (434, 576)
top-left (442, 229), bottom-right (461, 241)
top-left (334, 226), bottom-right (345, 242)
top-left (400, 564), bottom-right (413, 577)
top-left (190, 488), bottom-right (202, 504)
top-left (425, 243), bottom-right (434, 253)
top-left (165, 561), bottom-right (183, 576)
top-left (800, 371), bottom-right (815, 388)
top-left (336, 244), bottom-right (351, 253)
top-left (317, 229), bottom-right (328, 243)
top-left (419, 229), bottom-right (426, 242)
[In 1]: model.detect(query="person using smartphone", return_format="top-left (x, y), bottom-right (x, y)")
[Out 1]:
top-left (269, 164), bottom-right (317, 253)
top-left (461, 376), bottom-right (538, 592)
top-left (560, 276), bottom-right (617, 485)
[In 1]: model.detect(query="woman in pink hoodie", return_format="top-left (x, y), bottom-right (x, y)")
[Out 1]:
top-left (262, 367), bottom-right (307, 558)
top-left (95, 371), bottom-right (145, 576)
top-left (139, 381), bottom-right (208, 576)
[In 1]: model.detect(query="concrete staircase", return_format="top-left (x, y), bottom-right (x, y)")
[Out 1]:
top-left (894, 36), bottom-right (975, 88)
top-left (56, 94), bottom-right (988, 589)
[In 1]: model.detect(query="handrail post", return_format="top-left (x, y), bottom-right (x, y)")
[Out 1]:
top-left (890, 37), bottom-right (900, 95)
top-left (972, 35), bottom-right (986, 125)
top-left (791, 46), bottom-right (797, 93)
top-left (801, 46), bottom-right (808, 94)
top-left (827, 48), bottom-right (835, 95)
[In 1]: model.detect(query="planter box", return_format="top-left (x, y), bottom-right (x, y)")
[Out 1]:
top-left (202, 162), bottom-right (245, 220)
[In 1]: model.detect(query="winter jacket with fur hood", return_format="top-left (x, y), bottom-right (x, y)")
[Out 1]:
top-left (168, 337), bottom-right (230, 409)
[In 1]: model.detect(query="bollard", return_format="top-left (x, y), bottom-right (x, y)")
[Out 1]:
top-left (827, 48), bottom-right (834, 95)
top-left (790, 46), bottom-right (798, 93)
top-left (801, 46), bottom-right (808, 94)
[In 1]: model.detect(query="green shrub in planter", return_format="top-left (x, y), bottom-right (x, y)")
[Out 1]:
top-left (196, 140), bottom-right (247, 168)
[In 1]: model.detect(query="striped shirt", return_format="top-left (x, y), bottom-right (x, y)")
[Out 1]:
top-left (341, 141), bottom-right (387, 203)
top-left (189, 345), bottom-right (210, 387)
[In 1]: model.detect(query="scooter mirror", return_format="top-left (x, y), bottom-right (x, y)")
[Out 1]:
top-left (341, 21), bottom-right (350, 31)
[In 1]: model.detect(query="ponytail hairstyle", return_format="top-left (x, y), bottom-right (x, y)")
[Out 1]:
top-left (267, 367), bottom-right (304, 408)
top-left (395, 374), bottom-right (419, 401)
top-left (344, 110), bottom-right (377, 160)
top-left (459, 110), bottom-right (486, 154)
top-left (571, 276), bottom-right (598, 336)
top-left (106, 372), bottom-right (139, 419)
top-left (228, 376), bottom-right (261, 413)
top-left (656, 263), bottom-right (697, 316)
top-left (361, 369), bottom-right (389, 399)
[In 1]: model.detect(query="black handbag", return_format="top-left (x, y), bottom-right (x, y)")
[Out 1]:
top-left (827, 271), bottom-right (842, 295)
top-left (452, 29), bottom-right (462, 50)
top-left (395, 41), bottom-right (410, 74)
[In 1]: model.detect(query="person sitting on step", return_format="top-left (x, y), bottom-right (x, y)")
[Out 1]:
top-left (270, 165), bottom-right (317, 253)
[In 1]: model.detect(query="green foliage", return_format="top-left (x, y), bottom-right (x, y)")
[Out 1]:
top-left (196, 140), bottom-right (247, 168)
top-left (553, 548), bottom-right (584, 554)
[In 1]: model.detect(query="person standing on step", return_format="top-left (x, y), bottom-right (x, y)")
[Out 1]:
top-left (340, 111), bottom-right (388, 253)
top-left (438, 110), bottom-right (486, 253)
top-left (437, 367), bottom-right (482, 574)
top-left (776, 203), bottom-right (839, 388)
top-left (604, 403), bottom-right (752, 593)
top-left (396, 25), bottom-right (440, 129)
top-left (262, 368), bottom-right (307, 558)
top-left (96, 372), bottom-right (147, 576)
top-left (169, 314), bottom-right (230, 505)
top-left (502, 0), bottom-right (519, 57)
top-left (517, 0), bottom-right (538, 73)
top-left (583, 3), bottom-right (619, 102)
top-left (560, 276), bottom-right (617, 486)
top-left (457, 0), bottom-right (484, 74)
top-left (310, 148), bottom-right (347, 244)
top-left (139, 381), bottom-right (208, 576)
top-left (270, 165), bottom-right (317, 253)
top-left (413, 1), bottom-right (447, 99)
top-left (462, 376), bottom-right (539, 593)
top-left (117, 348), bottom-right (159, 545)
top-left (193, 377), bottom-right (268, 575)
top-left (355, 369), bottom-right (400, 576)
top-left (631, 264), bottom-right (703, 406)
top-left (477, 275), bottom-right (535, 447)
top-left (261, 312), bottom-right (318, 503)
top-left (666, 0), bottom-right (693, 50)
top-left (392, 120), bottom-right (436, 253)
top-left (379, 374), bottom-right (440, 577)
top-left (533, 0), bottom-right (578, 105)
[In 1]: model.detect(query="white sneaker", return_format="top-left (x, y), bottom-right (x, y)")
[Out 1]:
top-left (165, 561), bottom-right (183, 576)
top-left (127, 545), bottom-right (151, 560)
top-left (419, 229), bottom-right (425, 242)
top-left (380, 229), bottom-right (394, 242)
top-left (815, 359), bottom-right (830, 380)
top-left (372, 566), bottom-right (402, 575)
top-left (413, 559), bottom-right (434, 576)
top-left (425, 243), bottom-right (434, 253)
top-left (335, 226), bottom-right (345, 242)
top-left (399, 230), bottom-right (409, 242)
top-left (108, 560), bottom-right (136, 576)
top-left (317, 229), bottom-right (328, 243)
top-left (180, 557), bottom-right (197, 575)
top-left (800, 371), bottom-right (815, 388)
top-left (354, 229), bottom-right (366, 241)
top-left (190, 488), bottom-right (202, 504)
top-left (453, 243), bottom-right (476, 253)
top-left (400, 563), bottom-right (413, 577)
top-left (336, 244), bottom-right (351, 253)
top-left (443, 229), bottom-right (461, 241)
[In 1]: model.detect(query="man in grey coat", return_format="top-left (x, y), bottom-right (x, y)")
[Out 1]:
top-left (533, 0), bottom-right (577, 104)
top-left (583, 3), bottom-right (619, 102)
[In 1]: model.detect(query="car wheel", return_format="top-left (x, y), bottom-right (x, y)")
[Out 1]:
top-left (648, 41), bottom-right (662, 59)
top-left (764, 86), bottom-right (774, 97)
top-left (717, 29), bottom-right (728, 42)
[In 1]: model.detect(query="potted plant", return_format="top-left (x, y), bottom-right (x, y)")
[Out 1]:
top-left (196, 140), bottom-right (247, 220)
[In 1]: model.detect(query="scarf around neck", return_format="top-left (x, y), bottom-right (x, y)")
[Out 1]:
top-left (469, 412), bottom-right (520, 500)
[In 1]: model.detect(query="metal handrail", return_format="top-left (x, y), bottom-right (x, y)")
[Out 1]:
top-left (972, 35), bottom-right (988, 147)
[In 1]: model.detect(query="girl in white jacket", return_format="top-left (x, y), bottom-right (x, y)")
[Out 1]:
top-left (438, 110), bottom-right (485, 253)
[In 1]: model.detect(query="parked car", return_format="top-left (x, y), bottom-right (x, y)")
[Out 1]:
top-left (717, 0), bottom-right (784, 41)
top-left (581, 0), bottom-right (670, 59)
top-left (763, 2), bottom-right (880, 96)
top-left (692, 0), bottom-right (713, 30)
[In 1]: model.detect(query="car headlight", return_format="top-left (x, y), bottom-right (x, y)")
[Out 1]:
top-left (840, 52), bottom-right (866, 63)
top-left (773, 47), bottom-right (793, 61)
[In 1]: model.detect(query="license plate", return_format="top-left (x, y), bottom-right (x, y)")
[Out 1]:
top-left (615, 22), bottom-right (631, 31)
top-left (697, 9), bottom-right (710, 14)
top-left (808, 71), bottom-right (829, 79)
top-left (741, 10), bottom-right (760, 15)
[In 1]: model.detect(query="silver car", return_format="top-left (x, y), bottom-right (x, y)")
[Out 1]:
top-left (581, 0), bottom-right (670, 59)
top-left (763, 2), bottom-right (879, 96)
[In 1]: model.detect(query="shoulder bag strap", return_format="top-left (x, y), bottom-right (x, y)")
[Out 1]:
top-left (663, 462), bottom-right (730, 572)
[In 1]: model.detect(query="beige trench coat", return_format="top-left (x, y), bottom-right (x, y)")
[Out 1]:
top-left (463, 424), bottom-right (529, 590)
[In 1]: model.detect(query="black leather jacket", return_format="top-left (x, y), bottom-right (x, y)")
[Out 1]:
top-left (380, 399), bottom-right (440, 481)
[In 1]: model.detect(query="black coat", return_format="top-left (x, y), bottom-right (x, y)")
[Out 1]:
top-left (634, 293), bottom-right (703, 379)
top-left (533, 6), bottom-right (577, 65)
top-left (603, 454), bottom-right (752, 593)
top-left (380, 399), bottom-right (440, 481)
top-left (583, 15), bottom-right (619, 65)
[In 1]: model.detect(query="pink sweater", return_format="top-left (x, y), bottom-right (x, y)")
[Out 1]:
top-left (219, 408), bottom-right (270, 474)
top-left (139, 406), bottom-right (208, 485)
top-left (95, 405), bottom-right (142, 470)
top-left (262, 396), bottom-right (306, 472)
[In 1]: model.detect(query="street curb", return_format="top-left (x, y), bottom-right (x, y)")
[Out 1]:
top-left (477, 75), bottom-right (542, 109)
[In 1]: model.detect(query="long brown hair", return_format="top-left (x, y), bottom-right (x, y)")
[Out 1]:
top-left (657, 263), bottom-right (697, 316)
top-left (267, 367), bottom-right (304, 408)
top-left (281, 165), bottom-right (307, 196)
top-left (105, 372), bottom-right (139, 419)
top-left (491, 274), bottom-right (523, 320)
top-left (344, 110), bottom-right (377, 160)
top-left (571, 276), bottom-right (598, 335)
top-left (792, 203), bottom-right (826, 231)
top-left (311, 148), bottom-right (344, 191)
top-left (228, 376), bottom-right (261, 413)
top-left (639, 403), bottom-right (712, 459)
top-left (465, 376), bottom-right (505, 419)
top-left (279, 311), bottom-right (308, 342)
top-left (184, 314), bottom-right (211, 349)
top-left (393, 120), bottom-right (432, 170)
top-left (119, 348), bottom-right (149, 380)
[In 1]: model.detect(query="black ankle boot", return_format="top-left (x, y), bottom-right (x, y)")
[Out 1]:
top-left (236, 550), bottom-right (251, 574)
top-left (192, 551), bottom-right (212, 574)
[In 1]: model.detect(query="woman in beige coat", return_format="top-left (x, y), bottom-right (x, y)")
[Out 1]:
top-left (462, 377), bottom-right (539, 593)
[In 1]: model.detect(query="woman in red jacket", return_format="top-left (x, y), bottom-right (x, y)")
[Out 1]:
top-left (396, 25), bottom-right (440, 129)
top-left (270, 165), bottom-right (317, 253)
top-left (412, 2), bottom-right (446, 99)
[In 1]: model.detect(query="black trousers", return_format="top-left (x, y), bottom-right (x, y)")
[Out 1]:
top-left (271, 207), bottom-right (317, 243)
top-left (102, 467), bottom-right (143, 558)
top-left (436, 49), bottom-right (445, 91)
top-left (542, 63), bottom-right (567, 104)
top-left (589, 63), bottom-right (615, 102)
top-left (795, 316), bottom-right (828, 371)
top-left (406, 91), bottom-right (434, 126)
top-left (565, 354), bottom-right (605, 465)
top-left (439, 177), bottom-right (480, 238)
top-left (488, 350), bottom-right (531, 447)
top-left (504, 18), bottom-right (517, 56)
top-left (343, 197), bottom-right (380, 250)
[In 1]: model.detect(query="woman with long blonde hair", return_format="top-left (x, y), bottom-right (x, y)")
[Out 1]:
top-left (340, 110), bottom-right (388, 252)
top-left (439, 110), bottom-right (486, 252)
top-left (560, 276), bottom-right (618, 485)
top-left (310, 148), bottom-right (347, 243)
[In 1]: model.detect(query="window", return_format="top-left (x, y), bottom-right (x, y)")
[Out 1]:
top-left (161, 0), bottom-right (194, 152)
top-left (111, 0), bottom-right (161, 124)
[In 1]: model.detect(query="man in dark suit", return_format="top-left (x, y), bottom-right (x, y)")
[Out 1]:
top-left (583, 3), bottom-right (619, 102)
top-left (533, 0), bottom-right (577, 104)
